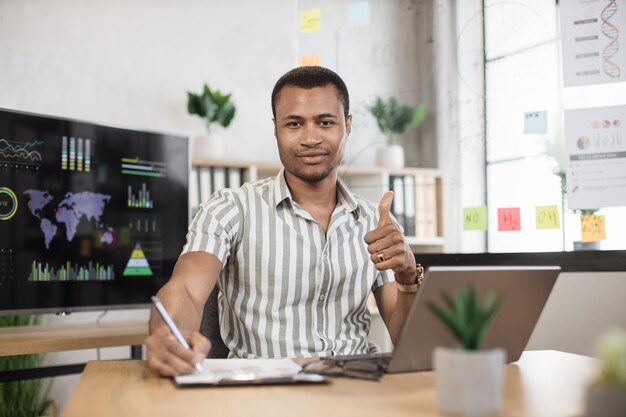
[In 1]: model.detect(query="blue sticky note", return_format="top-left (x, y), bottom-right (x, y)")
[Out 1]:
top-left (524, 111), bottom-right (548, 134)
top-left (347, 1), bottom-right (370, 27)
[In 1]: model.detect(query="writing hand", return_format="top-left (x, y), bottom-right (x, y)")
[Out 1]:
top-left (145, 326), bottom-right (211, 377)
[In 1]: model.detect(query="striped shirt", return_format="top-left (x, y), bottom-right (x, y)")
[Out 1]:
top-left (182, 168), bottom-right (393, 358)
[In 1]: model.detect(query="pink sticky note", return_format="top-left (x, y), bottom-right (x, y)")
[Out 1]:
top-left (498, 207), bottom-right (521, 231)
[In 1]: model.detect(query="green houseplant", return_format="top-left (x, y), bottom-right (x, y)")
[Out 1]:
top-left (187, 83), bottom-right (236, 160)
top-left (368, 96), bottom-right (425, 169)
top-left (427, 284), bottom-right (505, 415)
top-left (0, 315), bottom-right (55, 417)
top-left (584, 328), bottom-right (626, 417)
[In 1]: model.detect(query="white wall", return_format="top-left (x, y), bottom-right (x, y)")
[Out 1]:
top-left (0, 0), bottom-right (297, 162)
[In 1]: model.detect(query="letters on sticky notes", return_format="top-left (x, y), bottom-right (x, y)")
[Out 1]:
top-left (535, 206), bottom-right (560, 229)
top-left (580, 215), bottom-right (606, 242)
top-left (498, 208), bottom-right (521, 231)
top-left (463, 207), bottom-right (487, 231)
top-left (300, 9), bottom-right (321, 33)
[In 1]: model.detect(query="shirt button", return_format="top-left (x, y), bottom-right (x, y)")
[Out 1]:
top-left (319, 294), bottom-right (326, 301)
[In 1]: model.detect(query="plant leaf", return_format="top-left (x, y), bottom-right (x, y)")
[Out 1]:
top-left (411, 104), bottom-right (426, 127)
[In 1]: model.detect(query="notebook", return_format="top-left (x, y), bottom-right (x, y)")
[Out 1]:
top-left (336, 265), bottom-right (561, 373)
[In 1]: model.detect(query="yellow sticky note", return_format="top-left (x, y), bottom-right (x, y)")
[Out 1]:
top-left (581, 215), bottom-right (606, 242)
top-left (463, 206), bottom-right (487, 231)
top-left (535, 205), bottom-right (560, 229)
top-left (300, 54), bottom-right (321, 66)
top-left (300, 9), bottom-right (321, 33)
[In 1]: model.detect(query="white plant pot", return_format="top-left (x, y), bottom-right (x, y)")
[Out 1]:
top-left (434, 347), bottom-right (505, 416)
top-left (192, 133), bottom-right (224, 160)
top-left (584, 385), bottom-right (626, 417)
top-left (375, 144), bottom-right (405, 169)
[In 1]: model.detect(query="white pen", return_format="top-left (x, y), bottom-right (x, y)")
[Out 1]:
top-left (151, 296), bottom-right (204, 374)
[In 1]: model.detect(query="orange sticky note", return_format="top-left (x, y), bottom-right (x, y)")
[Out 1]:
top-left (580, 215), bottom-right (606, 242)
top-left (535, 205), bottom-right (560, 229)
top-left (497, 207), bottom-right (521, 231)
top-left (300, 54), bottom-right (321, 66)
top-left (300, 9), bottom-right (321, 33)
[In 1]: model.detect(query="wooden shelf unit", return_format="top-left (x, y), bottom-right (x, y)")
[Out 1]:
top-left (190, 159), bottom-right (444, 248)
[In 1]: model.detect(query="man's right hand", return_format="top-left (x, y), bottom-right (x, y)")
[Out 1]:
top-left (145, 326), bottom-right (211, 377)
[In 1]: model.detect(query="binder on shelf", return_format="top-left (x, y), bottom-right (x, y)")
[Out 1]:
top-left (403, 175), bottom-right (416, 237)
top-left (390, 176), bottom-right (406, 233)
top-left (424, 176), bottom-right (438, 237)
top-left (189, 167), bottom-right (200, 216)
top-left (415, 175), bottom-right (427, 238)
top-left (212, 167), bottom-right (226, 191)
top-left (198, 166), bottom-right (213, 204)
top-left (227, 168), bottom-right (243, 189)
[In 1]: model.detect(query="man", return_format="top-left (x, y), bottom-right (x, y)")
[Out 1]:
top-left (146, 66), bottom-right (420, 376)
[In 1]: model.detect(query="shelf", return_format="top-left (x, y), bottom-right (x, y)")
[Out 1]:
top-left (0, 321), bottom-right (148, 357)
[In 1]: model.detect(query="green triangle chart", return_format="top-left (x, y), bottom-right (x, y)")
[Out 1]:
top-left (123, 242), bottom-right (153, 276)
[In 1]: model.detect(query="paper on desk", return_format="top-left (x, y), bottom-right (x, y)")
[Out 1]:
top-left (175, 358), bottom-right (302, 385)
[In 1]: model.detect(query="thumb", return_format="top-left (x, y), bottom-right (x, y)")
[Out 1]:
top-left (377, 191), bottom-right (393, 227)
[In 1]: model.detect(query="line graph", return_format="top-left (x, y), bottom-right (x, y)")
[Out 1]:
top-left (0, 138), bottom-right (43, 166)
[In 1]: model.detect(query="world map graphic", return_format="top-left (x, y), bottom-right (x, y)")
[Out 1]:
top-left (23, 190), bottom-right (114, 249)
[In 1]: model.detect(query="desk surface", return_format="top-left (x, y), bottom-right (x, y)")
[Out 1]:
top-left (61, 350), bottom-right (598, 417)
top-left (0, 321), bottom-right (148, 357)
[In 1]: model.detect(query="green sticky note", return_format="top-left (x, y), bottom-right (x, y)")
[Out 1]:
top-left (464, 207), bottom-right (487, 231)
top-left (535, 205), bottom-right (560, 229)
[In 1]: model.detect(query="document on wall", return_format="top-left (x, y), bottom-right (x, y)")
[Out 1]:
top-left (565, 104), bottom-right (626, 209)
top-left (560, 0), bottom-right (626, 87)
top-left (174, 358), bottom-right (327, 387)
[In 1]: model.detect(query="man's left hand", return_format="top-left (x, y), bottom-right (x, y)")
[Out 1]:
top-left (364, 191), bottom-right (417, 284)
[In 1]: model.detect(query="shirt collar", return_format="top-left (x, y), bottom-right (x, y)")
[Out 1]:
top-left (272, 168), bottom-right (361, 217)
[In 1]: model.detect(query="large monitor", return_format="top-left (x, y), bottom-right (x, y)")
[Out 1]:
top-left (0, 108), bottom-right (189, 314)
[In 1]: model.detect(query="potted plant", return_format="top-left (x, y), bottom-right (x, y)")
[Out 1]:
top-left (187, 83), bottom-right (236, 160)
top-left (584, 328), bottom-right (626, 417)
top-left (427, 283), bottom-right (504, 416)
top-left (368, 96), bottom-right (425, 168)
top-left (0, 315), bottom-right (56, 417)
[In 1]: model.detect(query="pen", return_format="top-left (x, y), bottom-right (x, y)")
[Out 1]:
top-left (151, 296), bottom-right (203, 374)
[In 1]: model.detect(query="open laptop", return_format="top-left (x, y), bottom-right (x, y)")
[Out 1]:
top-left (348, 265), bottom-right (561, 373)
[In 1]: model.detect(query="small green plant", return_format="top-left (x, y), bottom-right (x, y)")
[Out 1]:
top-left (594, 328), bottom-right (626, 388)
top-left (368, 96), bottom-right (425, 144)
top-left (427, 284), bottom-right (502, 350)
top-left (187, 83), bottom-right (236, 133)
top-left (0, 315), bottom-right (55, 417)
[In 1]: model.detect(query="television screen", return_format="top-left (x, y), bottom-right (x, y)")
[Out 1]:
top-left (0, 108), bottom-right (189, 314)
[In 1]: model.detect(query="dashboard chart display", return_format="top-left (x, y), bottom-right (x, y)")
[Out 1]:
top-left (0, 108), bottom-right (189, 313)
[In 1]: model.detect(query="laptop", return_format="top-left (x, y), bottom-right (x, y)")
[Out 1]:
top-left (339, 265), bottom-right (561, 373)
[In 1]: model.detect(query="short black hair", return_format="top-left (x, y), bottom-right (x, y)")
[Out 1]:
top-left (271, 66), bottom-right (350, 118)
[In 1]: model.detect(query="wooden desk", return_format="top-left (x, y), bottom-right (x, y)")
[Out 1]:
top-left (0, 321), bottom-right (148, 357)
top-left (62, 350), bottom-right (598, 417)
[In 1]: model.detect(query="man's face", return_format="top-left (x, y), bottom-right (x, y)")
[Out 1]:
top-left (273, 84), bottom-right (351, 183)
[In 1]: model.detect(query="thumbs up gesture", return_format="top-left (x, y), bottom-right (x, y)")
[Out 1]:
top-left (364, 191), bottom-right (417, 284)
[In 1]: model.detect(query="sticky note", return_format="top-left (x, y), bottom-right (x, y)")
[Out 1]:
top-left (463, 207), bottom-right (487, 231)
top-left (300, 54), bottom-right (321, 67)
top-left (535, 205), bottom-right (560, 229)
top-left (580, 215), bottom-right (606, 242)
top-left (497, 207), bottom-right (521, 231)
top-left (524, 111), bottom-right (548, 134)
top-left (300, 9), bottom-right (321, 33)
top-left (347, 1), bottom-right (370, 27)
